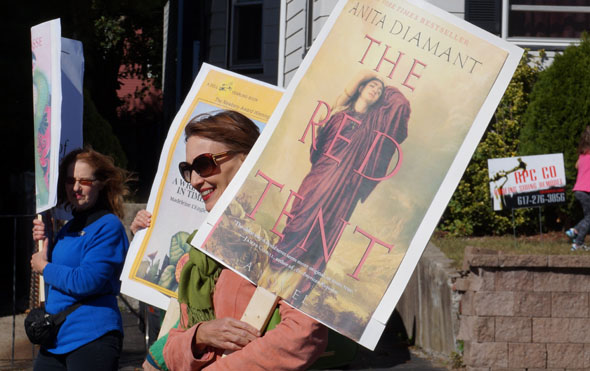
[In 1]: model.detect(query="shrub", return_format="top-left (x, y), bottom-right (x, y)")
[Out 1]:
top-left (519, 34), bottom-right (590, 228)
top-left (438, 51), bottom-right (543, 236)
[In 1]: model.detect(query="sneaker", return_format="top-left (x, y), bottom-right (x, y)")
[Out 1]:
top-left (572, 243), bottom-right (584, 251)
top-left (566, 228), bottom-right (578, 241)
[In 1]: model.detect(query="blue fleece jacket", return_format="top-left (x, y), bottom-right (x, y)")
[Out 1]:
top-left (43, 212), bottom-right (129, 354)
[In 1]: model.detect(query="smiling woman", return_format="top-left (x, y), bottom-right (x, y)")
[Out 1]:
top-left (180, 111), bottom-right (254, 212)
top-left (134, 110), bottom-right (328, 371)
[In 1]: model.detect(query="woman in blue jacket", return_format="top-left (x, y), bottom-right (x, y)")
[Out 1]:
top-left (31, 148), bottom-right (130, 370)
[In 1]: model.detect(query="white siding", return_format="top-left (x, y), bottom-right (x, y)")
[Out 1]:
top-left (426, 0), bottom-right (465, 19)
top-left (310, 0), bottom-right (339, 40)
top-left (279, 0), bottom-right (465, 86)
top-left (281, 0), bottom-right (306, 86)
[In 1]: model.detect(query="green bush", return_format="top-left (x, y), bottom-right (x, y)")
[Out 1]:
top-left (438, 51), bottom-right (543, 236)
top-left (519, 34), bottom-right (590, 228)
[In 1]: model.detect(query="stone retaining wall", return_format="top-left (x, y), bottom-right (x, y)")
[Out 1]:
top-left (456, 246), bottom-right (590, 370)
top-left (396, 242), bottom-right (461, 358)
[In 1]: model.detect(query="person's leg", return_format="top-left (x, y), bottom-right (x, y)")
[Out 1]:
top-left (65, 331), bottom-right (123, 371)
top-left (33, 348), bottom-right (67, 371)
top-left (574, 191), bottom-right (590, 246)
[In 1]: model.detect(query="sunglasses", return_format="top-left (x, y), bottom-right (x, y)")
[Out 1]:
top-left (65, 177), bottom-right (97, 187)
top-left (178, 151), bottom-right (236, 182)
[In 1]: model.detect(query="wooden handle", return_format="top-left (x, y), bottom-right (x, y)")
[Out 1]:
top-left (239, 287), bottom-right (279, 332)
top-left (37, 214), bottom-right (45, 304)
top-left (223, 286), bottom-right (279, 357)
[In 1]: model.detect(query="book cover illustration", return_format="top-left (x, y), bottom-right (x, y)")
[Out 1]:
top-left (120, 64), bottom-right (283, 309)
top-left (190, 0), bottom-right (522, 348)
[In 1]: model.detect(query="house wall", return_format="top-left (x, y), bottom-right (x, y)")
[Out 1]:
top-left (208, 1), bottom-right (279, 85)
top-left (279, 0), bottom-right (465, 87)
top-left (281, 0), bottom-right (306, 86)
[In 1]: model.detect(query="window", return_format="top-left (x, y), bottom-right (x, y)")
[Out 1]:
top-left (466, 0), bottom-right (502, 35)
top-left (466, 0), bottom-right (589, 49)
top-left (508, 1), bottom-right (590, 39)
top-left (230, 0), bottom-right (263, 69)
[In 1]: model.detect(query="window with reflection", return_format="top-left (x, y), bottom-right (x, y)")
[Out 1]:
top-left (509, 0), bottom-right (590, 38)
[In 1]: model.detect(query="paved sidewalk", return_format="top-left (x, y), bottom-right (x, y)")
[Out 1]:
top-left (1, 307), bottom-right (448, 370)
top-left (0, 311), bottom-right (147, 371)
top-left (0, 313), bottom-right (36, 370)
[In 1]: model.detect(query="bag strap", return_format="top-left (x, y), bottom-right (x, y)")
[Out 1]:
top-left (51, 293), bottom-right (110, 325)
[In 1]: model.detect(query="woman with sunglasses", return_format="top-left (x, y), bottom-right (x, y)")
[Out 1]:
top-left (135, 110), bottom-right (327, 370)
top-left (30, 148), bottom-right (130, 370)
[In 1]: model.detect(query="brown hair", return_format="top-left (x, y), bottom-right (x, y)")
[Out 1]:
top-left (184, 110), bottom-right (260, 154)
top-left (347, 77), bottom-right (385, 110)
top-left (57, 148), bottom-right (130, 219)
top-left (579, 126), bottom-right (590, 155)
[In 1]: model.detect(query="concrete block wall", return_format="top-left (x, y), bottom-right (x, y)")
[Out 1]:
top-left (456, 246), bottom-right (590, 370)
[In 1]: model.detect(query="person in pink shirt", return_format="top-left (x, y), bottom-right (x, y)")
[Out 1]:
top-left (133, 110), bottom-right (328, 370)
top-left (566, 126), bottom-right (590, 251)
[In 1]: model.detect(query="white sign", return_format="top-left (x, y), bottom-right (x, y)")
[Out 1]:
top-left (31, 19), bottom-right (62, 213)
top-left (488, 153), bottom-right (566, 211)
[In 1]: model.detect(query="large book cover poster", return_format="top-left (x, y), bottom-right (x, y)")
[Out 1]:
top-left (31, 19), bottom-right (62, 213)
top-left (190, 0), bottom-right (522, 348)
top-left (120, 64), bottom-right (283, 309)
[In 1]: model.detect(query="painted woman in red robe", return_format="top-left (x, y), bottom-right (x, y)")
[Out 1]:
top-left (269, 71), bottom-right (411, 302)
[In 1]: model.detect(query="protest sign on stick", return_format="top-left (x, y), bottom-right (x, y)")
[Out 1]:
top-left (30, 20), bottom-right (84, 303)
top-left (32, 19), bottom-right (62, 214)
top-left (31, 18), bottom-right (63, 303)
top-left (188, 0), bottom-right (523, 349)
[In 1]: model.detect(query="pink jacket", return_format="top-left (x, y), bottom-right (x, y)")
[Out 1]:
top-left (574, 154), bottom-right (590, 192)
top-left (161, 269), bottom-right (328, 370)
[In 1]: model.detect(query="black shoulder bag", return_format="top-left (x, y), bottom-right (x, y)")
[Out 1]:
top-left (24, 294), bottom-right (102, 348)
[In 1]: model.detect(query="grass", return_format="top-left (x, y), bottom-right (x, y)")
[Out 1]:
top-left (429, 231), bottom-right (590, 270)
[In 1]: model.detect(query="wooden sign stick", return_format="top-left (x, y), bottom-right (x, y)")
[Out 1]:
top-left (37, 214), bottom-right (45, 304)
top-left (239, 286), bottom-right (279, 332)
top-left (160, 287), bottom-right (278, 340)
top-left (223, 286), bottom-right (279, 357)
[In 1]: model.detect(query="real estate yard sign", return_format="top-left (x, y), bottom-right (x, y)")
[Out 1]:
top-left (187, 0), bottom-right (523, 349)
top-left (488, 154), bottom-right (566, 211)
